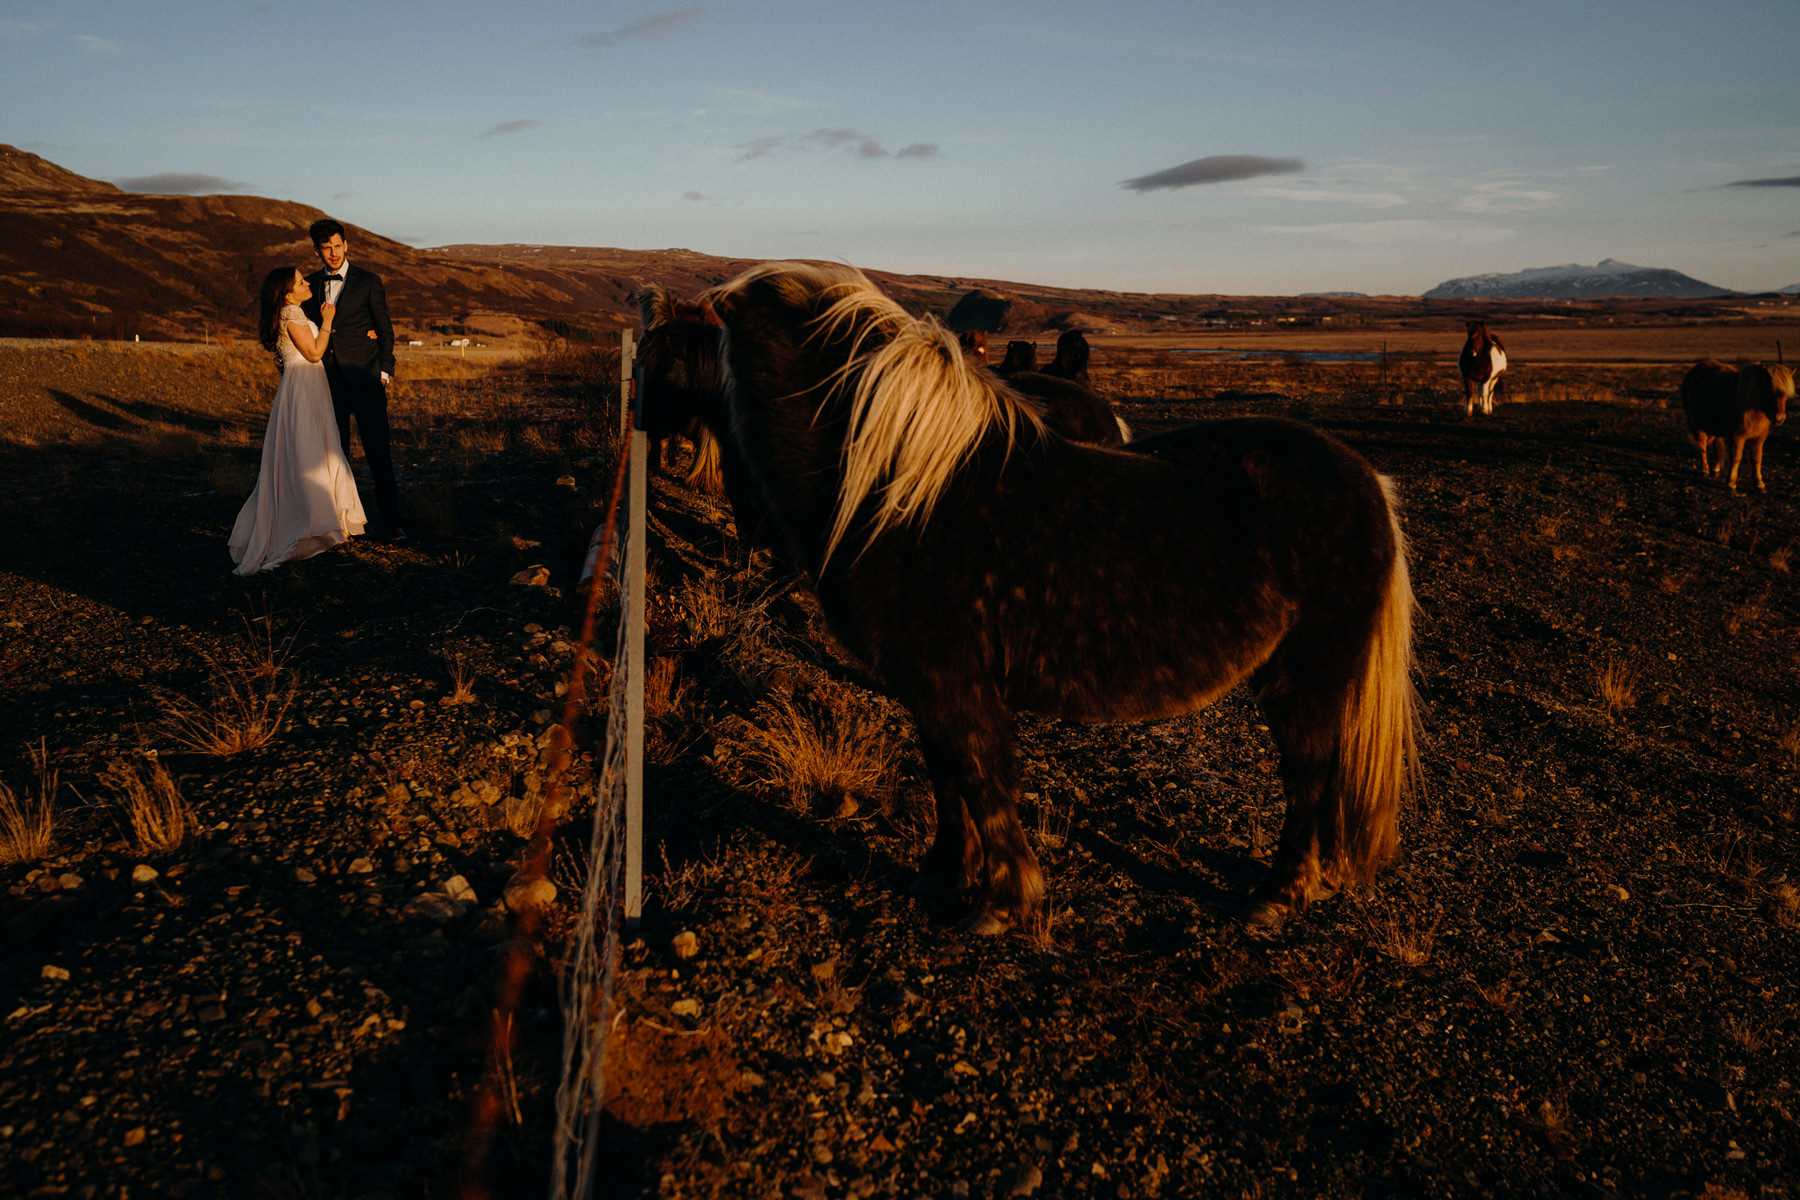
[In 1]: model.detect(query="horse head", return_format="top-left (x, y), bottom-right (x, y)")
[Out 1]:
top-left (1747, 363), bottom-right (1794, 425)
top-left (629, 283), bottom-right (725, 438)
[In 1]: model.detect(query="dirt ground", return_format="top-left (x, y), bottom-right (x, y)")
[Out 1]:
top-left (1, 336), bottom-right (1796, 1199)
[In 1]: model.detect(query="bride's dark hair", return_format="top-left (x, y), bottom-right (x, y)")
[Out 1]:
top-left (258, 267), bottom-right (301, 351)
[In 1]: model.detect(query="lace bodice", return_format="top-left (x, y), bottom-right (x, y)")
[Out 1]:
top-left (276, 304), bottom-right (317, 363)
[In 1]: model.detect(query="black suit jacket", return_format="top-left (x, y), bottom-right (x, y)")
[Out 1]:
top-left (302, 262), bottom-right (395, 379)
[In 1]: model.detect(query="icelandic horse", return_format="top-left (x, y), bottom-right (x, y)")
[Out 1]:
top-left (648, 261), bottom-right (1418, 934)
top-left (1679, 360), bottom-right (1792, 491)
top-left (1458, 320), bottom-right (1507, 416)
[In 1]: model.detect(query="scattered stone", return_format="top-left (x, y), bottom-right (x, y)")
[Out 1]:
top-left (671, 930), bottom-right (699, 959)
top-left (123, 1127), bottom-right (147, 1147)
top-left (503, 874), bottom-right (557, 913)
top-left (403, 893), bottom-right (470, 924)
top-left (57, 872), bottom-right (83, 890)
top-left (130, 864), bottom-right (159, 885)
top-left (510, 565), bottom-right (552, 588)
top-left (443, 875), bottom-right (477, 903)
top-left (41, 964), bottom-right (70, 981)
top-left (671, 997), bottom-right (702, 1018)
top-left (1006, 1165), bottom-right (1043, 1197)
top-left (293, 867), bottom-right (317, 883)
top-left (347, 858), bottom-right (376, 875)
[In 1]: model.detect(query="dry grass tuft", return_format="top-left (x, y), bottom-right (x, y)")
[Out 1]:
top-left (101, 756), bottom-right (194, 853)
top-left (156, 612), bottom-right (299, 755)
top-left (726, 686), bottom-right (896, 815)
top-left (442, 657), bottom-right (479, 707)
top-left (1366, 905), bottom-right (1445, 967)
top-left (0, 740), bottom-right (59, 865)
top-left (1597, 655), bottom-right (1638, 718)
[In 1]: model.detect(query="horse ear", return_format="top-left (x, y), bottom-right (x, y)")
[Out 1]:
top-left (630, 283), bottom-right (671, 328)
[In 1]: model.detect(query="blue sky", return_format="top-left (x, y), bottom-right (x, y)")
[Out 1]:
top-left (4, 1), bottom-right (1796, 295)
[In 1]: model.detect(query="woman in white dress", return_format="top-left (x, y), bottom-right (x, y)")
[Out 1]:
top-left (229, 267), bottom-right (368, 574)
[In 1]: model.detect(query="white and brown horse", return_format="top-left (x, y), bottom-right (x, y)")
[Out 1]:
top-left (1458, 320), bottom-right (1508, 416)
top-left (662, 261), bottom-right (1418, 934)
top-left (1680, 360), bottom-right (1793, 491)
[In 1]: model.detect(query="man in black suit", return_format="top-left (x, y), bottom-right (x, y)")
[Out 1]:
top-left (303, 218), bottom-right (404, 540)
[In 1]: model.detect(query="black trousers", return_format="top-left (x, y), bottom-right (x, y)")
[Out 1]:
top-left (325, 361), bottom-right (399, 529)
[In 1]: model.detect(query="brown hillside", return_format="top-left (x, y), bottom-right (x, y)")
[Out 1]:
top-left (4, 145), bottom-right (1797, 346)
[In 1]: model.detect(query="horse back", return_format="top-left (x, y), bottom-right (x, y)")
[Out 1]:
top-left (836, 418), bottom-right (1395, 721)
top-left (1681, 360), bottom-right (1744, 434)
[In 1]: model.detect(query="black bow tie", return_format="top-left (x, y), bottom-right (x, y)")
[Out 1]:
top-left (324, 273), bottom-right (343, 281)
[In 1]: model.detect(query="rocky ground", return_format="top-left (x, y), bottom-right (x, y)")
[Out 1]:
top-left (1, 341), bottom-right (1797, 1199)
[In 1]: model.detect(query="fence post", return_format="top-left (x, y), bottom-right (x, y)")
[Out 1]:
top-left (623, 345), bottom-right (646, 928)
top-left (619, 329), bottom-right (635, 441)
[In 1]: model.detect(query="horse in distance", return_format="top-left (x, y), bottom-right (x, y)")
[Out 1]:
top-left (996, 339), bottom-right (1038, 376)
top-left (1041, 329), bottom-right (1093, 391)
top-left (1458, 320), bottom-right (1508, 416)
top-left (689, 260), bottom-right (1419, 935)
top-left (1679, 360), bottom-right (1793, 491)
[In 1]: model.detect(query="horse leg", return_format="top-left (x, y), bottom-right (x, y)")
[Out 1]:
top-left (1726, 437), bottom-right (1746, 491)
top-left (910, 735), bottom-right (983, 899)
top-left (912, 689), bottom-right (1043, 934)
top-left (1751, 434), bottom-right (1767, 491)
top-left (1463, 381), bottom-right (1476, 417)
top-left (1245, 684), bottom-right (1342, 931)
top-left (1689, 432), bottom-right (1710, 475)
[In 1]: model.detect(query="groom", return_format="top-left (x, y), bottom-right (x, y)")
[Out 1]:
top-left (303, 218), bottom-right (404, 540)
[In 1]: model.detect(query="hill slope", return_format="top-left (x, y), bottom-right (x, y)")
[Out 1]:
top-left (1424, 258), bottom-right (1733, 300)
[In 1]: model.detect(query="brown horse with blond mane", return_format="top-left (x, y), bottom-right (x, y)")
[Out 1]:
top-left (643, 261), bottom-right (1419, 935)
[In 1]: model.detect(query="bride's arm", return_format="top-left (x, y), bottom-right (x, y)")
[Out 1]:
top-left (285, 302), bottom-right (336, 362)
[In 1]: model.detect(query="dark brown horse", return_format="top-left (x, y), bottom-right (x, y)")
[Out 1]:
top-left (678, 261), bottom-right (1418, 933)
top-left (1457, 320), bottom-right (1507, 416)
top-left (996, 339), bottom-right (1038, 376)
top-left (1680, 360), bottom-right (1793, 491)
top-left (1041, 328), bottom-right (1093, 391)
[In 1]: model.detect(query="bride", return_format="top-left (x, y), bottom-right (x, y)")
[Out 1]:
top-left (229, 267), bottom-right (368, 574)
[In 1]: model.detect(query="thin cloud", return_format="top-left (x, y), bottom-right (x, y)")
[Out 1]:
top-left (477, 119), bottom-right (543, 139)
top-left (1263, 219), bottom-right (1515, 247)
top-left (1726, 175), bottom-right (1800, 188)
top-left (683, 191), bottom-right (705, 201)
top-left (114, 172), bottom-right (246, 195)
top-left (73, 33), bottom-right (121, 55)
top-left (736, 128), bottom-right (938, 163)
top-left (569, 8), bottom-right (702, 52)
top-left (1121, 155), bottom-right (1303, 192)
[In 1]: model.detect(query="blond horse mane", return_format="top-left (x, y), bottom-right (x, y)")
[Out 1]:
top-left (709, 261), bottom-right (1046, 563)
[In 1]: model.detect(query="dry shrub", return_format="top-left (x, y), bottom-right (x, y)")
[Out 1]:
top-left (0, 740), bottom-right (58, 864)
top-left (1366, 905), bottom-right (1445, 967)
top-left (726, 685), bottom-right (896, 815)
top-left (1597, 655), bottom-right (1638, 718)
top-left (1779, 724), bottom-right (1800, 762)
top-left (442, 657), bottom-right (479, 707)
top-left (156, 612), bottom-right (298, 755)
top-left (644, 656), bottom-right (689, 722)
top-left (101, 756), bottom-right (194, 853)
top-left (143, 427), bottom-right (204, 460)
top-left (1769, 541), bottom-right (1795, 573)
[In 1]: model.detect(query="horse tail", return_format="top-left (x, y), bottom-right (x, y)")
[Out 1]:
top-left (684, 426), bottom-right (725, 495)
top-left (1335, 474), bottom-right (1419, 881)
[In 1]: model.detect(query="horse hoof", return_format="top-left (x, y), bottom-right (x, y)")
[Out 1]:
top-left (962, 909), bottom-right (1013, 936)
top-left (1242, 900), bottom-right (1288, 936)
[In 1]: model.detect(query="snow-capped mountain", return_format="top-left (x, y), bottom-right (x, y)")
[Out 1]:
top-left (1424, 258), bottom-right (1733, 300)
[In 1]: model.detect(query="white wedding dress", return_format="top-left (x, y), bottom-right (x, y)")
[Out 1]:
top-left (228, 305), bottom-right (367, 574)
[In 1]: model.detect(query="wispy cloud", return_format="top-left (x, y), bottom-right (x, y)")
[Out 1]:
top-left (73, 33), bottom-right (121, 55)
top-left (683, 191), bottom-right (705, 201)
top-left (1121, 155), bottom-right (1303, 192)
top-left (737, 128), bottom-right (939, 163)
top-left (568, 7), bottom-right (702, 53)
top-left (1454, 181), bottom-right (1560, 214)
top-left (477, 119), bottom-right (543, 139)
top-left (114, 172), bottom-right (246, 195)
top-left (1262, 219), bottom-right (1515, 246)
top-left (1725, 175), bottom-right (1800, 188)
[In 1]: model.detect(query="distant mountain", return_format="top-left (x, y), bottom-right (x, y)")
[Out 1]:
top-left (1424, 259), bottom-right (1734, 300)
